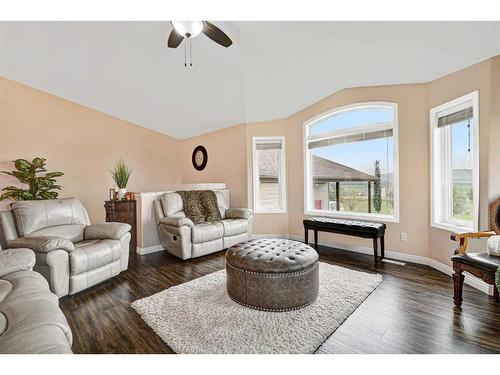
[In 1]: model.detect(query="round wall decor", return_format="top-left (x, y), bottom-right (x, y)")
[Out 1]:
top-left (192, 145), bottom-right (208, 171)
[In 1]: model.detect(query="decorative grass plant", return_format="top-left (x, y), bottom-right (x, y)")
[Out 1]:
top-left (110, 158), bottom-right (132, 189)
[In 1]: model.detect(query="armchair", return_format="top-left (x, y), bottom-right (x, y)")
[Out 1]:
top-left (154, 190), bottom-right (253, 259)
top-left (0, 198), bottom-right (131, 297)
top-left (450, 198), bottom-right (500, 307)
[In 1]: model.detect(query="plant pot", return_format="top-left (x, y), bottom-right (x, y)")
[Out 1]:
top-left (118, 188), bottom-right (127, 200)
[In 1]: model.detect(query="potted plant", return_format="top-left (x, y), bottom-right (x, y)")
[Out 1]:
top-left (110, 159), bottom-right (132, 200)
top-left (0, 158), bottom-right (64, 201)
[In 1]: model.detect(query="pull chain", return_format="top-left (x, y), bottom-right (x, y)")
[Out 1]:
top-left (184, 42), bottom-right (187, 67)
top-left (184, 39), bottom-right (193, 68)
top-left (467, 118), bottom-right (471, 152)
top-left (190, 39), bottom-right (193, 67)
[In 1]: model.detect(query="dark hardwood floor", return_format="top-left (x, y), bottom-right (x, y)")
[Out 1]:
top-left (59, 246), bottom-right (500, 354)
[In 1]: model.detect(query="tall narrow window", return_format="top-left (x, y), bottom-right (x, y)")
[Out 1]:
top-left (430, 91), bottom-right (479, 232)
top-left (253, 137), bottom-right (286, 213)
top-left (304, 103), bottom-right (399, 221)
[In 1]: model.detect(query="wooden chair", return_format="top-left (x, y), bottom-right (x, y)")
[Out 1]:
top-left (450, 198), bottom-right (500, 307)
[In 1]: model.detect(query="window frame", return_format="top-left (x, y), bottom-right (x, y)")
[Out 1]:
top-left (303, 102), bottom-right (400, 222)
top-left (430, 90), bottom-right (479, 233)
top-left (252, 136), bottom-right (287, 214)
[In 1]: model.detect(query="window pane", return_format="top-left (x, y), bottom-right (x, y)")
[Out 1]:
top-left (311, 137), bottom-right (394, 215)
top-left (307, 105), bottom-right (395, 217)
top-left (257, 146), bottom-right (281, 210)
top-left (451, 120), bottom-right (473, 222)
top-left (310, 107), bottom-right (393, 135)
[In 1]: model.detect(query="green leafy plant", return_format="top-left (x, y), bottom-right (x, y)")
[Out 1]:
top-left (0, 158), bottom-right (64, 201)
top-left (110, 159), bottom-right (132, 189)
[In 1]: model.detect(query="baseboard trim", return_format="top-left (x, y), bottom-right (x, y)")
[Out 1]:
top-left (255, 233), bottom-right (492, 296)
top-left (136, 244), bottom-right (165, 255)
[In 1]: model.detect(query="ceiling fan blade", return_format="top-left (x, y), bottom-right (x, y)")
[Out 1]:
top-left (202, 21), bottom-right (233, 48)
top-left (167, 29), bottom-right (184, 48)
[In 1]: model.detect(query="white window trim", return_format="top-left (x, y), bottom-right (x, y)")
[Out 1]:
top-left (303, 102), bottom-right (400, 223)
top-left (430, 91), bottom-right (479, 233)
top-left (252, 136), bottom-right (287, 214)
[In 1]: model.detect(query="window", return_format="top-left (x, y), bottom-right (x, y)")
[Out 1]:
top-left (430, 91), bottom-right (479, 232)
top-left (252, 137), bottom-right (286, 213)
top-left (304, 103), bottom-right (399, 221)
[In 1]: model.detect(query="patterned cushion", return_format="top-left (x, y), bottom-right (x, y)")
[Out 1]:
top-left (487, 236), bottom-right (500, 256)
top-left (177, 191), bottom-right (205, 224)
top-left (177, 190), bottom-right (222, 224)
top-left (200, 191), bottom-right (221, 222)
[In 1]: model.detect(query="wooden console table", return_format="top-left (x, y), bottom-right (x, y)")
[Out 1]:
top-left (303, 217), bottom-right (386, 262)
top-left (104, 200), bottom-right (137, 253)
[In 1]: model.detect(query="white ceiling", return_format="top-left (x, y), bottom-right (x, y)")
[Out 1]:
top-left (1, 21), bottom-right (500, 139)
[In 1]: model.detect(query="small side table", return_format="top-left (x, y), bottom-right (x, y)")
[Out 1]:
top-left (104, 200), bottom-right (137, 253)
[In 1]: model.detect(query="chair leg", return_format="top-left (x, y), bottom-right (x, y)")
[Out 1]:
top-left (380, 235), bottom-right (385, 259)
top-left (452, 265), bottom-right (464, 308)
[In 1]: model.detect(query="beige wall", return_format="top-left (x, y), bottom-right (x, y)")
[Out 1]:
top-left (180, 84), bottom-right (430, 256)
top-left (427, 60), bottom-right (492, 265)
top-left (4, 55), bottom-right (500, 268)
top-left (180, 56), bottom-right (500, 267)
top-left (286, 84), bottom-right (430, 257)
top-left (180, 124), bottom-right (247, 209)
top-left (0, 77), bottom-right (181, 222)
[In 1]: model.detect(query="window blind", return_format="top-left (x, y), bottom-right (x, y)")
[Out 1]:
top-left (256, 141), bottom-right (282, 150)
top-left (437, 107), bottom-right (473, 128)
top-left (308, 129), bottom-right (393, 150)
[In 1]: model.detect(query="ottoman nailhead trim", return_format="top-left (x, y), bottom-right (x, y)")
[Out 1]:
top-left (228, 294), bottom-right (317, 312)
top-left (226, 261), bottom-right (318, 277)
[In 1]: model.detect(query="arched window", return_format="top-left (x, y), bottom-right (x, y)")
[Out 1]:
top-left (304, 103), bottom-right (399, 221)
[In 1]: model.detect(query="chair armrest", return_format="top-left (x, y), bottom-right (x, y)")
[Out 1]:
top-left (159, 216), bottom-right (194, 229)
top-left (7, 236), bottom-right (74, 253)
top-left (84, 223), bottom-right (131, 240)
top-left (225, 208), bottom-right (253, 220)
top-left (0, 249), bottom-right (36, 277)
top-left (450, 231), bottom-right (496, 254)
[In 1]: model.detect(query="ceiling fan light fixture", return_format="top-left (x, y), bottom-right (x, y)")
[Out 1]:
top-left (171, 21), bottom-right (204, 38)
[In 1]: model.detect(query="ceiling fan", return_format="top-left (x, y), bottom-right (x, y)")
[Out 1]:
top-left (167, 21), bottom-right (233, 67)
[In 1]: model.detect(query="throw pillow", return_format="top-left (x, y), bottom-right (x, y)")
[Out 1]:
top-left (486, 235), bottom-right (500, 256)
top-left (201, 190), bottom-right (221, 222)
top-left (177, 191), bottom-right (205, 224)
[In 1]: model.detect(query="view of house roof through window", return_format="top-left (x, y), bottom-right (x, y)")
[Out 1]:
top-left (305, 104), bottom-right (398, 219)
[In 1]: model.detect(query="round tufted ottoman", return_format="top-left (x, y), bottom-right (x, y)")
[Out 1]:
top-left (225, 239), bottom-right (319, 311)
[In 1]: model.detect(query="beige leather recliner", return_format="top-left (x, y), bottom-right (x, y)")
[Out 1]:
top-left (0, 248), bottom-right (73, 353)
top-left (154, 191), bottom-right (253, 260)
top-left (0, 198), bottom-right (131, 297)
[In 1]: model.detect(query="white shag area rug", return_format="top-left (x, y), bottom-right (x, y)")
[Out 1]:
top-left (131, 262), bottom-right (382, 354)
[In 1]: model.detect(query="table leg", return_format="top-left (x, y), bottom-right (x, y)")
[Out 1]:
top-left (380, 235), bottom-right (385, 259)
top-left (372, 238), bottom-right (378, 263)
top-left (314, 230), bottom-right (318, 248)
top-left (304, 227), bottom-right (309, 245)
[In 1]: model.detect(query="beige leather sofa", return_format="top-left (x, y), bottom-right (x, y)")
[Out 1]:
top-left (0, 198), bottom-right (131, 297)
top-left (0, 248), bottom-right (73, 353)
top-left (154, 191), bottom-right (253, 259)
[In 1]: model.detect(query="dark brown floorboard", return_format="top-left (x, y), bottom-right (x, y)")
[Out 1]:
top-left (59, 246), bottom-right (500, 354)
